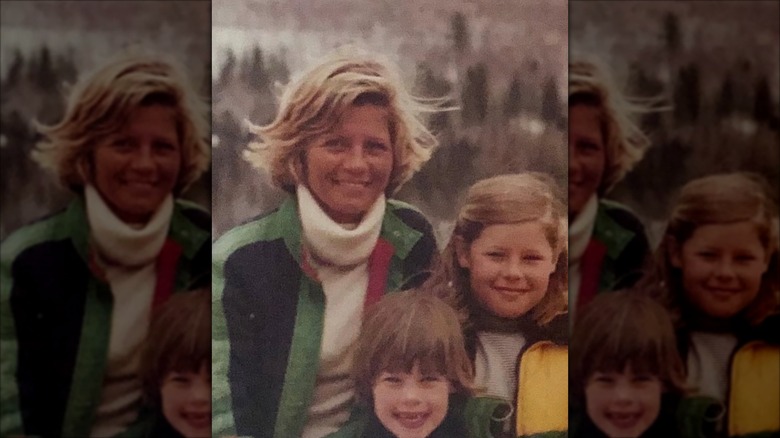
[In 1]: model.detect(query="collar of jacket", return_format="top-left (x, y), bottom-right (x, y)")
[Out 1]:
top-left (60, 196), bottom-right (208, 437)
top-left (592, 200), bottom-right (637, 261)
top-left (64, 196), bottom-right (209, 265)
top-left (268, 196), bottom-right (423, 269)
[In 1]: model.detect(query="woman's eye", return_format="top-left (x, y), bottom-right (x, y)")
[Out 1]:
top-left (366, 141), bottom-right (389, 152)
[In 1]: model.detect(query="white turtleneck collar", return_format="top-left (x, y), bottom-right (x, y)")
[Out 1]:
top-left (569, 194), bottom-right (599, 267)
top-left (297, 184), bottom-right (385, 268)
top-left (85, 184), bottom-right (173, 268)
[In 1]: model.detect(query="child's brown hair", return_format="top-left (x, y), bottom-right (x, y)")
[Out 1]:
top-left (140, 289), bottom-right (211, 405)
top-left (570, 292), bottom-right (687, 407)
top-left (352, 291), bottom-right (474, 405)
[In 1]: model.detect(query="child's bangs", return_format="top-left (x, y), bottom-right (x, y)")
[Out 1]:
top-left (371, 320), bottom-right (451, 377)
top-left (587, 331), bottom-right (665, 377)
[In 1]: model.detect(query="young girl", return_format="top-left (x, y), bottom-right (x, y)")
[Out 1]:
top-left (327, 291), bottom-right (510, 438)
top-left (645, 172), bottom-right (779, 437)
top-left (423, 173), bottom-right (569, 437)
top-left (116, 289), bottom-right (211, 438)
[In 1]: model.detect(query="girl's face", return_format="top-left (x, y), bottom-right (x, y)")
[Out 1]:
top-left (585, 365), bottom-right (662, 438)
top-left (372, 363), bottom-right (450, 438)
top-left (457, 222), bottom-right (557, 319)
top-left (160, 363), bottom-right (211, 438)
top-left (670, 220), bottom-right (770, 320)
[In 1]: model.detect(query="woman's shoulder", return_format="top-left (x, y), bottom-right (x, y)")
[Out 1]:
top-left (213, 199), bottom-right (298, 259)
top-left (597, 198), bottom-right (647, 235)
top-left (1, 204), bottom-right (77, 264)
top-left (386, 198), bottom-right (433, 232)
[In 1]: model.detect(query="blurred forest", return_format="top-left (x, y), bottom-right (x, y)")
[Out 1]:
top-left (212, 1), bottom-right (568, 242)
top-left (570, 1), bottom-right (780, 245)
top-left (0, 1), bottom-right (211, 240)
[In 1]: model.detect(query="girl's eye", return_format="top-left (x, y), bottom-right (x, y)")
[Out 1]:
top-left (593, 374), bottom-right (615, 384)
top-left (697, 251), bottom-right (718, 259)
top-left (154, 141), bottom-right (177, 152)
top-left (577, 140), bottom-right (601, 152)
top-left (486, 251), bottom-right (506, 259)
top-left (735, 254), bottom-right (757, 263)
top-left (633, 374), bottom-right (656, 383)
top-left (324, 138), bottom-right (345, 149)
top-left (112, 138), bottom-right (132, 149)
top-left (524, 254), bottom-right (544, 262)
top-left (170, 374), bottom-right (191, 384)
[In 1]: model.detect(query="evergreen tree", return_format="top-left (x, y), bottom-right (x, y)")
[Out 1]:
top-left (541, 75), bottom-right (560, 124)
top-left (461, 63), bottom-right (488, 125)
top-left (503, 72), bottom-right (523, 118)
top-left (717, 74), bottom-right (736, 118)
top-left (753, 75), bottom-right (773, 124)
top-left (450, 12), bottom-right (470, 54)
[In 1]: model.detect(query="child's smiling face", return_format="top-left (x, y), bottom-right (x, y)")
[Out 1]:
top-left (457, 222), bottom-right (557, 319)
top-left (160, 363), bottom-right (211, 438)
top-left (372, 363), bottom-right (450, 438)
top-left (585, 365), bottom-right (662, 438)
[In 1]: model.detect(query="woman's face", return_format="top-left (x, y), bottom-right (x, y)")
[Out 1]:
top-left (302, 104), bottom-right (394, 224)
top-left (457, 222), bottom-right (557, 319)
top-left (92, 104), bottom-right (181, 223)
top-left (569, 104), bottom-right (606, 219)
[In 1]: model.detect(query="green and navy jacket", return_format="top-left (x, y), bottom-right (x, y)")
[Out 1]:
top-left (465, 313), bottom-right (569, 438)
top-left (0, 197), bottom-right (210, 438)
top-left (325, 394), bottom-right (512, 438)
top-left (678, 314), bottom-right (780, 438)
top-left (574, 199), bottom-right (649, 312)
top-left (211, 196), bottom-right (437, 438)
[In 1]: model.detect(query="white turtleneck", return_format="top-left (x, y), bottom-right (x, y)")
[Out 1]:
top-left (568, 194), bottom-right (598, 321)
top-left (85, 185), bottom-right (173, 438)
top-left (297, 185), bottom-right (385, 438)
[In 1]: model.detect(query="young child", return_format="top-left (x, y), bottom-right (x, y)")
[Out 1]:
top-left (116, 289), bottom-right (211, 438)
top-left (422, 173), bottom-right (569, 437)
top-left (569, 292), bottom-right (707, 438)
top-left (327, 291), bottom-right (509, 438)
top-left (645, 172), bottom-right (779, 437)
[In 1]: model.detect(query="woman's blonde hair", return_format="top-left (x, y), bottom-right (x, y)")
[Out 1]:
top-left (352, 291), bottom-right (474, 406)
top-left (645, 172), bottom-right (779, 327)
top-left (570, 291), bottom-right (687, 407)
top-left (424, 173), bottom-right (568, 327)
top-left (33, 53), bottom-right (210, 195)
top-left (244, 47), bottom-right (441, 195)
top-left (569, 57), bottom-right (653, 194)
top-left (140, 289), bottom-right (211, 406)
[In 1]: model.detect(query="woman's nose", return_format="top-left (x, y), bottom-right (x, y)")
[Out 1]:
top-left (342, 144), bottom-right (370, 171)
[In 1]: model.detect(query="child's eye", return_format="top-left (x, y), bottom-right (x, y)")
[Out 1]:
top-left (111, 138), bottom-right (132, 149)
top-left (523, 254), bottom-right (544, 262)
top-left (486, 251), bottom-right (506, 259)
top-left (697, 251), bottom-right (718, 259)
top-left (633, 374), bottom-right (656, 383)
top-left (592, 374), bottom-right (615, 384)
top-left (381, 375), bottom-right (402, 384)
top-left (154, 140), bottom-right (177, 152)
top-left (420, 375), bottom-right (444, 383)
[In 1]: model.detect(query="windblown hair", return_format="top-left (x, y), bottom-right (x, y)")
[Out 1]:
top-left (643, 172), bottom-right (779, 328)
top-left (33, 52), bottom-right (210, 195)
top-left (570, 292), bottom-right (687, 407)
top-left (423, 172), bottom-right (568, 327)
top-left (352, 291), bottom-right (474, 406)
top-left (140, 289), bottom-right (211, 406)
top-left (569, 57), bottom-right (654, 194)
top-left (244, 46), bottom-right (443, 195)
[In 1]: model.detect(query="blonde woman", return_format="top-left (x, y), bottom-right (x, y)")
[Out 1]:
top-left (212, 48), bottom-right (440, 438)
top-left (568, 58), bottom-right (652, 317)
top-left (0, 54), bottom-right (211, 438)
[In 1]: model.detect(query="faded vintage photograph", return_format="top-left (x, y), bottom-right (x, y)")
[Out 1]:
top-left (211, 1), bottom-right (569, 437)
top-left (0, 2), bottom-right (211, 437)
top-left (568, 2), bottom-right (779, 438)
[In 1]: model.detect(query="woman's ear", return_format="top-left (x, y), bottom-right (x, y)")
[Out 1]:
top-left (454, 237), bottom-right (470, 269)
top-left (667, 236), bottom-right (683, 268)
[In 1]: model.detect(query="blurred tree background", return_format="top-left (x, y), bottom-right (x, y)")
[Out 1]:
top-left (0, 1), bottom-right (211, 239)
top-left (211, 0), bottom-right (568, 243)
top-left (571, 1), bottom-right (779, 246)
